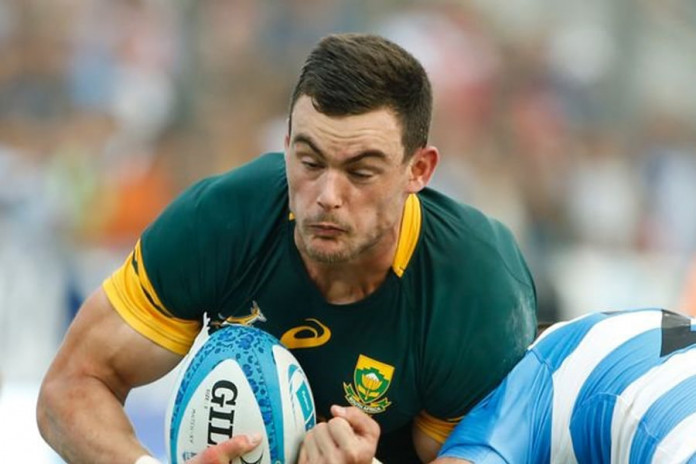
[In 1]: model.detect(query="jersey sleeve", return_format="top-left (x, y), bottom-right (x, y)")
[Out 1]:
top-left (103, 153), bottom-right (288, 354)
top-left (437, 350), bottom-right (553, 464)
top-left (103, 241), bottom-right (202, 355)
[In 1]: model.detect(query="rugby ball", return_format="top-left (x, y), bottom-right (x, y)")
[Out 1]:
top-left (165, 325), bottom-right (316, 464)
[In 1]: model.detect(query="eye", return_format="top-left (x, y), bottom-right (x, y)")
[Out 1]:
top-left (349, 170), bottom-right (375, 180)
top-left (301, 159), bottom-right (323, 170)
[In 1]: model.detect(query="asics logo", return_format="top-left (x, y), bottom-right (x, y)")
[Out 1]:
top-left (281, 318), bottom-right (331, 349)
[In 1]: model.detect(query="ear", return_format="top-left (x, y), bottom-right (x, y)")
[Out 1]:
top-left (283, 134), bottom-right (291, 166)
top-left (283, 115), bottom-right (293, 159)
top-left (406, 146), bottom-right (439, 193)
top-left (284, 119), bottom-right (291, 152)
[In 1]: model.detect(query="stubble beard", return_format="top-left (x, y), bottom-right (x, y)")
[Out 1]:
top-left (297, 221), bottom-right (383, 265)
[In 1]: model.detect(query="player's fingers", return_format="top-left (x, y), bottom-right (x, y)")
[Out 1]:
top-left (302, 424), bottom-right (326, 462)
top-left (188, 434), bottom-right (262, 464)
top-left (326, 415), bottom-right (357, 451)
top-left (215, 433), bottom-right (263, 459)
top-left (331, 405), bottom-right (381, 440)
top-left (327, 414), bottom-right (378, 463)
top-left (297, 443), bottom-right (308, 464)
top-left (310, 421), bottom-right (341, 462)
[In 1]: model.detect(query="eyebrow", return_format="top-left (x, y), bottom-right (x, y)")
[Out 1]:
top-left (291, 133), bottom-right (389, 164)
top-left (292, 134), bottom-right (325, 158)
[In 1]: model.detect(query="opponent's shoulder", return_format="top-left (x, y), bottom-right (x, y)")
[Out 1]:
top-left (536, 308), bottom-right (671, 342)
top-left (530, 308), bottom-right (677, 368)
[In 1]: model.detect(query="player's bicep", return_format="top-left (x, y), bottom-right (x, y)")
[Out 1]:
top-left (413, 417), bottom-right (451, 462)
top-left (46, 287), bottom-right (184, 400)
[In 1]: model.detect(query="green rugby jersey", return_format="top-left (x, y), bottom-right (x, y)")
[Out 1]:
top-left (103, 152), bottom-right (537, 462)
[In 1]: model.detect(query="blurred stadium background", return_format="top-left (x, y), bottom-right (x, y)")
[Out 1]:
top-left (1, 0), bottom-right (696, 461)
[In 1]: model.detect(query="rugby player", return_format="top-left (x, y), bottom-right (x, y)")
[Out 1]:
top-left (37, 33), bottom-right (537, 464)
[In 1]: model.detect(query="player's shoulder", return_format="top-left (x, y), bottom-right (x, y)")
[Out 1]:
top-left (408, 190), bottom-right (537, 365)
top-left (415, 188), bottom-right (533, 291)
top-left (219, 151), bottom-right (286, 185)
top-left (189, 152), bottom-right (287, 205)
top-left (141, 152), bottom-right (288, 262)
top-left (157, 152), bottom-right (287, 227)
top-left (419, 188), bottom-right (522, 257)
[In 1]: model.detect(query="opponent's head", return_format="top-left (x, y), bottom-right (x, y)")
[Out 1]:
top-left (284, 34), bottom-right (438, 265)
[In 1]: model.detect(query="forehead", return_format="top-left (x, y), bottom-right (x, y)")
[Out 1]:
top-left (290, 96), bottom-right (404, 159)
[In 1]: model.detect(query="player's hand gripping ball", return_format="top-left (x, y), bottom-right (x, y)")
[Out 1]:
top-left (166, 325), bottom-right (316, 464)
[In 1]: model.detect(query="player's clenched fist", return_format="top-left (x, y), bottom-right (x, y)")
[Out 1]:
top-left (299, 405), bottom-right (381, 464)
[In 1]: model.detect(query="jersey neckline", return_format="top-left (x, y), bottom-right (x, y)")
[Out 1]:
top-left (285, 219), bottom-right (400, 312)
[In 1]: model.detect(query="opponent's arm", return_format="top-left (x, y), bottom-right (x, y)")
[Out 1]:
top-left (37, 287), bottom-right (184, 464)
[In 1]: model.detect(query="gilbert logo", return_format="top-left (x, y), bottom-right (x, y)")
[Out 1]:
top-left (343, 355), bottom-right (394, 414)
top-left (207, 380), bottom-right (264, 464)
top-left (207, 380), bottom-right (238, 445)
top-left (281, 318), bottom-right (331, 349)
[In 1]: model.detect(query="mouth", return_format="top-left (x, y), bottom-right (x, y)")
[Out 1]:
top-left (307, 223), bottom-right (346, 237)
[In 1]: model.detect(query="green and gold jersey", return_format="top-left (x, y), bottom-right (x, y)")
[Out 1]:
top-left (103, 152), bottom-right (537, 463)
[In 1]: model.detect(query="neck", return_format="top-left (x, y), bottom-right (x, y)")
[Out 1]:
top-left (300, 234), bottom-right (399, 305)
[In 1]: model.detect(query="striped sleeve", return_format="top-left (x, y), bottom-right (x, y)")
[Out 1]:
top-left (414, 410), bottom-right (462, 444)
top-left (102, 240), bottom-right (202, 355)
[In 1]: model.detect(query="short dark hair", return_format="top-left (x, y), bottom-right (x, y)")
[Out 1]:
top-left (289, 33), bottom-right (432, 159)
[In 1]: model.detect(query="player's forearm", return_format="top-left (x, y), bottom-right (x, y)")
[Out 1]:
top-left (37, 375), bottom-right (149, 464)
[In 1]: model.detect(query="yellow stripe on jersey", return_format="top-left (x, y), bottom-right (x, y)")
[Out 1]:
top-left (102, 240), bottom-right (201, 355)
top-left (414, 410), bottom-right (463, 444)
top-left (392, 193), bottom-right (421, 278)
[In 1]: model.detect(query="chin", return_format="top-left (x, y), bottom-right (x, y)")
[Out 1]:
top-left (303, 239), bottom-right (358, 264)
top-left (305, 247), bottom-right (352, 264)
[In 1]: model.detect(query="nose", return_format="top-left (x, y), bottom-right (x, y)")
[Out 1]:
top-left (316, 170), bottom-right (344, 211)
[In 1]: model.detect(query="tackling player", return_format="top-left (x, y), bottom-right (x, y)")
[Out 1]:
top-left (434, 308), bottom-right (696, 463)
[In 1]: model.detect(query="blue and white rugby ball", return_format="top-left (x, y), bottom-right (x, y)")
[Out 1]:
top-left (165, 325), bottom-right (316, 464)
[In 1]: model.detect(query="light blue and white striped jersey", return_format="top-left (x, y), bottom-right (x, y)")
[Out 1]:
top-left (438, 308), bottom-right (696, 464)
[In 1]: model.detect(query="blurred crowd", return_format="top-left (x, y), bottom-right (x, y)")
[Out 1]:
top-left (2, 0), bottom-right (696, 382)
